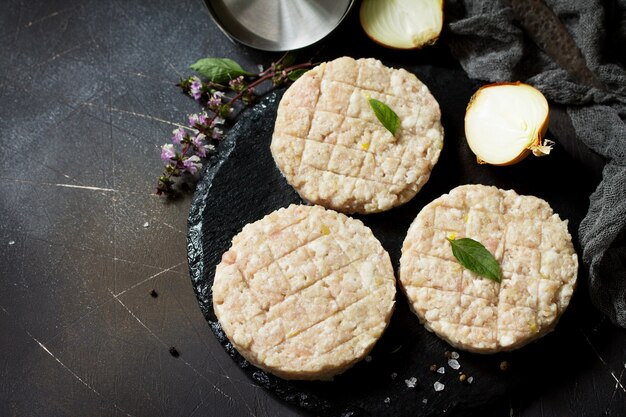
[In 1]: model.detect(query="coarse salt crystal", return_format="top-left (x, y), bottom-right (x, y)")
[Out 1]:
top-left (384, 397), bottom-right (390, 404)
top-left (8, 241), bottom-right (15, 245)
top-left (422, 398), bottom-right (428, 404)
top-left (143, 222), bottom-right (149, 228)
top-left (437, 367), bottom-right (445, 374)
top-left (448, 359), bottom-right (460, 370)
top-left (451, 351), bottom-right (460, 359)
top-left (467, 376), bottom-right (474, 384)
top-left (405, 377), bottom-right (417, 388)
top-left (434, 381), bottom-right (445, 392)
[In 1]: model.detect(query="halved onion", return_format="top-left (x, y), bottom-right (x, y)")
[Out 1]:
top-left (360, 0), bottom-right (443, 49)
top-left (464, 82), bottom-right (553, 166)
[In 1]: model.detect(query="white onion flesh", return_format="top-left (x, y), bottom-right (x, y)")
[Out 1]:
top-left (360, 0), bottom-right (443, 49)
top-left (465, 83), bottom-right (552, 166)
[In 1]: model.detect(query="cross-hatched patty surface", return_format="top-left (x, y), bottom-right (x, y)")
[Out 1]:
top-left (400, 185), bottom-right (578, 353)
top-left (212, 204), bottom-right (396, 380)
top-left (271, 57), bottom-right (444, 214)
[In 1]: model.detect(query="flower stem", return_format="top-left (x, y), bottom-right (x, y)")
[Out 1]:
top-left (158, 59), bottom-right (317, 195)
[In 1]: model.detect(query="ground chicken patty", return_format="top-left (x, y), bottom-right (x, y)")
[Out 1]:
top-left (400, 184), bottom-right (578, 353)
top-left (212, 204), bottom-right (396, 380)
top-left (271, 56), bottom-right (443, 214)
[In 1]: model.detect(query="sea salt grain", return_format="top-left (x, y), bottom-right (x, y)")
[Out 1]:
top-left (467, 376), bottom-right (474, 384)
top-left (422, 398), bottom-right (428, 404)
top-left (143, 222), bottom-right (150, 228)
top-left (8, 241), bottom-right (15, 245)
top-left (405, 377), bottom-right (417, 388)
top-left (391, 372), bottom-right (398, 380)
top-left (384, 397), bottom-right (390, 404)
top-left (451, 351), bottom-right (460, 359)
top-left (448, 359), bottom-right (460, 370)
top-left (434, 381), bottom-right (445, 392)
top-left (437, 367), bottom-right (445, 374)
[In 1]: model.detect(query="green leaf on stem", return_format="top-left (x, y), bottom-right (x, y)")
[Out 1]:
top-left (368, 98), bottom-right (400, 136)
top-left (190, 58), bottom-right (253, 83)
top-left (282, 52), bottom-right (297, 67)
top-left (288, 69), bottom-right (309, 81)
top-left (447, 237), bottom-right (502, 282)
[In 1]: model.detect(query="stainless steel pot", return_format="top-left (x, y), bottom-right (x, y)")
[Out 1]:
top-left (204, 0), bottom-right (356, 51)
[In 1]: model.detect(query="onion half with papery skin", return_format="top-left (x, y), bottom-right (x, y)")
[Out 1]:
top-left (464, 82), bottom-right (553, 166)
top-left (360, 0), bottom-right (444, 50)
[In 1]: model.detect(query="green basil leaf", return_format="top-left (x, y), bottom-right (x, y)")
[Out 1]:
top-left (287, 69), bottom-right (308, 81)
top-left (282, 52), bottom-right (297, 67)
top-left (368, 98), bottom-right (400, 136)
top-left (190, 58), bottom-right (253, 83)
top-left (447, 237), bottom-right (502, 283)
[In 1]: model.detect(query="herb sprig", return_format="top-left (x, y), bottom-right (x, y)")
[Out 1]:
top-left (447, 237), bottom-right (502, 282)
top-left (156, 53), bottom-right (315, 195)
top-left (368, 98), bottom-right (400, 136)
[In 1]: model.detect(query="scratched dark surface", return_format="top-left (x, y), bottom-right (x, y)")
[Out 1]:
top-left (0, 1), bottom-right (624, 417)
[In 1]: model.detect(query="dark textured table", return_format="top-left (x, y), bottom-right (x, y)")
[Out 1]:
top-left (0, 1), bottom-right (624, 416)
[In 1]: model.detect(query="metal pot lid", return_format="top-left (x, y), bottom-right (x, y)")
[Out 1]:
top-left (205, 0), bottom-right (355, 51)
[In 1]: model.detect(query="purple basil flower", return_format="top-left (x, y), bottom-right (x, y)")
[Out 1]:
top-left (208, 91), bottom-right (225, 109)
top-left (182, 155), bottom-right (201, 174)
top-left (160, 144), bottom-right (176, 162)
top-left (212, 128), bottom-right (223, 140)
top-left (197, 112), bottom-right (209, 126)
top-left (211, 116), bottom-right (225, 127)
top-left (171, 127), bottom-right (186, 144)
top-left (192, 133), bottom-right (210, 157)
top-left (189, 76), bottom-right (202, 100)
top-left (188, 113), bottom-right (200, 127)
top-left (228, 76), bottom-right (244, 91)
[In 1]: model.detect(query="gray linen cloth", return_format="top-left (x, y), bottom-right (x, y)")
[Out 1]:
top-left (445, 0), bottom-right (626, 327)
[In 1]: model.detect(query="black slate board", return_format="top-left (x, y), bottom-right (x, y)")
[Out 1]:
top-left (187, 64), bottom-right (600, 417)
